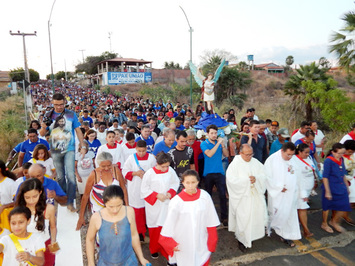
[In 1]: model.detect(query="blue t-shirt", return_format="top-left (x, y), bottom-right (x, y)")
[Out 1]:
top-left (200, 139), bottom-right (224, 176)
top-left (135, 135), bottom-right (155, 154)
top-left (88, 139), bottom-right (101, 157)
top-left (137, 114), bottom-right (147, 123)
top-left (49, 109), bottom-right (80, 153)
top-left (153, 140), bottom-right (177, 156)
top-left (82, 116), bottom-right (93, 127)
top-left (294, 139), bottom-right (316, 159)
top-left (269, 139), bottom-right (288, 156)
top-left (14, 142), bottom-right (24, 153)
top-left (176, 125), bottom-right (186, 131)
top-left (43, 177), bottom-right (66, 204)
top-left (20, 139), bottom-right (50, 163)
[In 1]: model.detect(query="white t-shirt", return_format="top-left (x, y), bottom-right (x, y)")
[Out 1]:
top-left (314, 129), bottom-right (325, 153)
top-left (0, 233), bottom-right (45, 266)
top-left (0, 177), bottom-right (15, 205)
top-left (28, 158), bottom-right (55, 177)
top-left (12, 177), bottom-right (27, 199)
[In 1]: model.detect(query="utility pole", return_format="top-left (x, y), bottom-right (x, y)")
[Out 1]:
top-left (9, 31), bottom-right (37, 83)
top-left (9, 30), bottom-right (36, 127)
top-left (79, 49), bottom-right (85, 63)
top-left (48, 0), bottom-right (57, 92)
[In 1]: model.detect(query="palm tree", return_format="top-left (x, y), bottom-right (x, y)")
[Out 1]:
top-left (285, 55), bottom-right (294, 67)
top-left (329, 11), bottom-right (355, 70)
top-left (284, 62), bottom-right (331, 121)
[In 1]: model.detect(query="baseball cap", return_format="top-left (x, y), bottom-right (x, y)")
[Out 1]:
top-left (271, 121), bottom-right (279, 127)
top-left (277, 128), bottom-right (290, 138)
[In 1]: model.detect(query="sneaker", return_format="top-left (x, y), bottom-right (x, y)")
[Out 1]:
top-left (67, 204), bottom-right (76, 212)
top-left (167, 263), bottom-right (177, 266)
top-left (151, 253), bottom-right (159, 259)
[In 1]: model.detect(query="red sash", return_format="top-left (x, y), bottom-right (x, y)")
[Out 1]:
top-left (300, 138), bottom-right (314, 151)
top-left (296, 155), bottom-right (315, 171)
top-left (327, 156), bottom-right (343, 166)
top-left (348, 131), bottom-right (355, 140)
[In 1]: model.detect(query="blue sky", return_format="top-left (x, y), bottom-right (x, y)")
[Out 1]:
top-left (1, 0), bottom-right (354, 78)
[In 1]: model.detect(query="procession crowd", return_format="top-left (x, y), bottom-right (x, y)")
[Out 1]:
top-left (0, 81), bottom-right (354, 266)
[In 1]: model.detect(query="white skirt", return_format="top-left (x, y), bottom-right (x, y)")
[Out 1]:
top-left (204, 92), bottom-right (214, 101)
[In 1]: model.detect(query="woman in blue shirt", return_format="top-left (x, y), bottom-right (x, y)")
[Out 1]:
top-left (321, 143), bottom-right (351, 233)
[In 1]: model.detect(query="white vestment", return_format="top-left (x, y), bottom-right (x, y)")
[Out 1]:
top-left (226, 155), bottom-right (267, 248)
top-left (140, 166), bottom-right (179, 228)
top-left (265, 151), bottom-right (301, 240)
top-left (95, 143), bottom-right (123, 167)
top-left (122, 153), bottom-right (156, 208)
top-left (344, 154), bottom-right (355, 203)
top-left (160, 189), bottom-right (220, 266)
top-left (294, 155), bottom-right (315, 209)
top-left (121, 142), bottom-right (137, 162)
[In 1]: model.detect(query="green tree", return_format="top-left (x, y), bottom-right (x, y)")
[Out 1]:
top-left (202, 55), bottom-right (224, 75)
top-left (236, 61), bottom-right (249, 71)
top-left (163, 61), bottom-right (182, 69)
top-left (305, 79), bottom-right (355, 132)
top-left (329, 10), bottom-right (355, 71)
top-left (285, 55), bottom-right (294, 66)
top-left (75, 51), bottom-right (118, 75)
top-left (318, 57), bottom-right (331, 69)
top-left (9, 67), bottom-right (39, 82)
top-left (284, 62), bottom-right (332, 121)
top-left (216, 66), bottom-right (252, 109)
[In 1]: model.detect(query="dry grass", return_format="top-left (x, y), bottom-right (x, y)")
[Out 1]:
top-left (0, 95), bottom-right (27, 162)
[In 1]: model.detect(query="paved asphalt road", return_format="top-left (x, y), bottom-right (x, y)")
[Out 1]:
top-left (142, 186), bottom-right (355, 266)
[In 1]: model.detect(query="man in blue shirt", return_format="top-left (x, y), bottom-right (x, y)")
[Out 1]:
top-left (18, 128), bottom-right (50, 167)
top-left (82, 110), bottom-right (93, 127)
top-left (175, 116), bottom-right (185, 131)
top-left (269, 128), bottom-right (290, 156)
top-left (152, 128), bottom-right (176, 156)
top-left (135, 125), bottom-right (155, 153)
top-left (28, 163), bottom-right (67, 205)
top-left (39, 93), bottom-right (86, 212)
top-left (200, 124), bottom-right (229, 226)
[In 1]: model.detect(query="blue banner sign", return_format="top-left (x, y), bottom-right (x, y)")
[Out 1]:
top-left (108, 72), bottom-right (152, 84)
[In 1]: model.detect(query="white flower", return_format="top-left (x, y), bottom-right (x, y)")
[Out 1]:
top-left (223, 126), bottom-right (231, 135)
top-left (196, 130), bottom-right (205, 139)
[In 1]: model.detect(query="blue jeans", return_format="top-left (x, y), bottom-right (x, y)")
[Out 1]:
top-left (204, 173), bottom-right (228, 221)
top-left (52, 150), bottom-right (76, 204)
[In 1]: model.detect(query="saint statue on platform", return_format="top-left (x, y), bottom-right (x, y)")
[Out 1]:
top-left (189, 59), bottom-right (225, 114)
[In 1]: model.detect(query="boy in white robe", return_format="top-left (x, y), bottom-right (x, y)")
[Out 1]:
top-left (159, 170), bottom-right (220, 266)
top-left (121, 132), bottom-right (137, 162)
top-left (141, 152), bottom-right (179, 260)
top-left (95, 131), bottom-right (123, 169)
top-left (122, 140), bottom-right (156, 241)
top-left (226, 144), bottom-right (267, 250)
top-left (265, 142), bottom-right (301, 247)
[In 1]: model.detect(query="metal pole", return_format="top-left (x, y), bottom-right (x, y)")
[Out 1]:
top-left (180, 6), bottom-right (193, 107)
top-left (23, 80), bottom-right (28, 128)
top-left (9, 30), bottom-right (36, 123)
top-left (48, 0), bottom-right (56, 93)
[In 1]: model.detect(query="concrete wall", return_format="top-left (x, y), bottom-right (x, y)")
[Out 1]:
top-left (152, 69), bottom-right (190, 85)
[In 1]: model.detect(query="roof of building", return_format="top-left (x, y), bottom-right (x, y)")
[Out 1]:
top-left (0, 71), bottom-right (10, 81)
top-left (97, 58), bottom-right (152, 66)
top-left (255, 63), bottom-right (284, 70)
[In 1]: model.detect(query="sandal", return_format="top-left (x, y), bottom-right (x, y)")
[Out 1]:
top-left (329, 220), bottom-right (346, 233)
top-left (321, 224), bottom-right (334, 233)
top-left (280, 238), bottom-right (295, 247)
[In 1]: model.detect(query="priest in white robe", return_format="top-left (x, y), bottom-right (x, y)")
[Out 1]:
top-left (226, 144), bottom-right (267, 250)
top-left (265, 142), bottom-right (301, 246)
